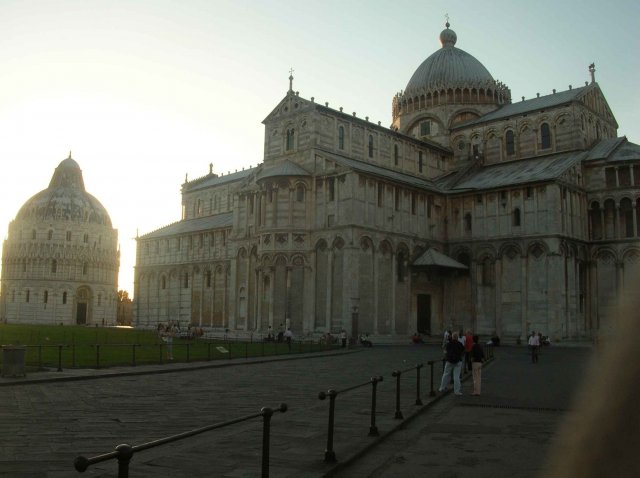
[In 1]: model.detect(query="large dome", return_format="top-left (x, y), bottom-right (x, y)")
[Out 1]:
top-left (15, 154), bottom-right (112, 226)
top-left (404, 23), bottom-right (496, 97)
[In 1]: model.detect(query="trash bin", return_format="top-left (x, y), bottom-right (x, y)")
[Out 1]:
top-left (2, 346), bottom-right (27, 378)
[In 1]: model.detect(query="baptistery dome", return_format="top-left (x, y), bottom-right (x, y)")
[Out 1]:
top-left (1, 154), bottom-right (119, 326)
top-left (16, 156), bottom-right (112, 226)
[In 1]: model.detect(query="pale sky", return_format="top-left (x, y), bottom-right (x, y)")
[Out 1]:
top-left (1, 0), bottom-right (638, 296)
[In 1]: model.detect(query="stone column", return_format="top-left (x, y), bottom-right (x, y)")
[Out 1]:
top-left (494, 258), bottom-right (502, 337)
top-left (326, 248), bottom-right (334, 331)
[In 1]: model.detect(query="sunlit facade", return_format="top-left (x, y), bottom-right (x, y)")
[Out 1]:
top-left (134, 24), bottom-right (640, 342)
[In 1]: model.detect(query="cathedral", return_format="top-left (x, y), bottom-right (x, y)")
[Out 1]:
top-left (133, 23), bottom-right (640, 343)
top-left (0, 155), bottom-right (120, 325)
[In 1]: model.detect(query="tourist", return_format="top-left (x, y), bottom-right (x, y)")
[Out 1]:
top-left (284, 327), bottom-right (293, 350)
top-left (359, 333), bottom-right (373, 347)
top-left (340, 329), bottom-right (347, 348)
top-left (471, 335), bottom-right (484, 396)
top-left (442, 329), bottom-right (451, 348)
top-left (439, 331), bottom-right (465, 395)
top-left (528, 330), bottom-right (540, 363)
top-left (464, 329), bottom-right (474, 371)
top-left (411, 332), bottom-right (424, 344)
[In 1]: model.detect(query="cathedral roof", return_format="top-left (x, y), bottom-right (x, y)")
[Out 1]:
top-left (412, 248), bottom-right (468, 269)
top-left (404, 23), bottom-right (497, 98)
top-left (321, 150), bottom-right (443, 193)
top-left (15, 154), bottom-right (112, 226)
top-left (584, 137), bottom-right (640, 162)
top-left (140, 212), bottom-right (233, 240)
top-left (449, 151), bottom-right (585, 191)
top-left (256, 160), bottom-right (310, 181)
top-left (454, 85), bottom-right (590, 129)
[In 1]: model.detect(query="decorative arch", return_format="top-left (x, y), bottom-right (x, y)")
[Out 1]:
top-left (360, 236), bottom-right (374, 252)
top-left (593, 247), bottom-right (617, 263)
top-left (527, 241), bottom-right (548, 260)
top-left (332, 236), bottom-right (345, 250)
top-left (315, 239), bottom-right (328, 251)
top-left (498, 242), bottom-right (523, 260)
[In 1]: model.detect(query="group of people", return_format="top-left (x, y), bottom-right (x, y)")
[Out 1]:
top-left (439, 329), bottom-right (485, 396)
top-left (265, 324), bottom-right (294, 349)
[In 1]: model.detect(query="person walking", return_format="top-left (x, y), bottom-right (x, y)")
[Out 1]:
top-left (529, 330), bottom-right (540, 363)
top-left (340, 329), bottom-right (347, 348)
top-left (464, 329), bottom-right (474, 372)
top-left (439, 331), bottom-right (465, 395)
top-left (284, 327), bottom-right (293, 351)
top-left (471, 334), bottom-right (484, 395)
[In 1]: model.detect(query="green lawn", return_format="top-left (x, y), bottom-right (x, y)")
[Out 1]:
top-left (0, 324), bottom-right (332, 371)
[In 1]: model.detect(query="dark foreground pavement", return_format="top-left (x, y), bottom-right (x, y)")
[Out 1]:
top-left (0, 344), bottom-right (590, 477)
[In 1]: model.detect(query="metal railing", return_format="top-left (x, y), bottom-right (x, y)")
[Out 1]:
top-left (391, 363), bottom-right (423, 419)
top-left (318, 376), bottom-right (383, 463)
top-left (73, 403), bottom-right (287, 478)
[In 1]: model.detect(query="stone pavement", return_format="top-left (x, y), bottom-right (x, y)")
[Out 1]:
top-left (0, 343), bottom-right (590, 477)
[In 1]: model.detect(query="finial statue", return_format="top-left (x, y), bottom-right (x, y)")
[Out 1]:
top-left (185, 173), bottom-right (188, 183)
top-left (445, 13), bottom-right (450, 28)
top-left (209, 162), bottom-right (213, 174)
top-left (588, 63), bottom-right (596, 84)
top-left (68, 150), bottom-right (72, 160)
top-left (289, 68), bottom-right (294, 92)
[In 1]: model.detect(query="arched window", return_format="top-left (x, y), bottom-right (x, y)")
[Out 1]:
top-left (184, 272), bottom-right (189, 288)
top-left (590, 202), bottom-right (603, 240)
top-left (513, 208), bottom-right (521, 226)
top-left (62, 291), bottom-right (67, 304)
top-left (44, 290), bottom-right (48, 304)
top-left (296, 184), bottom-right (305, 202)
top-left (505, 130), bottom-right (515, 155)
top-left (83, 233), bottom-right (89, 244)
top-left (25, 289), bottom-right (30, 303)
top-left (464, 213), bottom-right (472, 233)
top-left (48, 229), bottom-right (53, 240)
top-left (394, 144), bottom-right (399, 165)
top-left (482, 258), bottom-right (494, 285)
top-left (83, 262), bottom-right (88, 275)
top-left (368, 135), bottom-right (374, 158)
top-left (620, 198), bottom-right (634, 238)
top-left (206, 270), bottom-right (212, 288)
top-left (286, 128), bottom-right (295, 151)
top-left (161, 276), bottom-right (167, 290)
top-left (31, 229), bottom-right (36, 240)
top-left (338, 126), bottom-right (345, 150)
top-left (22, 259), bottom-right (27, 272)
top-left (51, 260), bottom-right (57, 273)
top-left (540, 123), bottom-right (551, 149)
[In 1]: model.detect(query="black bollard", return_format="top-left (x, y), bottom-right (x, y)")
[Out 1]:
top-left (57, 345), bottom-right (63, 372)
top-left (391, 370), bottom-right (404, 419)
top-left (369, 376), bottom-right (382, 436)
top-left (428, 360), bottom-right (436, 396)
top-left (115, 444), bottom-right (133, 478)
top-left (132, 344), bottom-right (137, 367)
top-left (415, 364), bottom-right (424, 406)
top-left (319, 389), bottom-right (338, 463)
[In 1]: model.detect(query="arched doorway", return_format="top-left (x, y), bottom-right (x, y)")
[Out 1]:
top-left (75, 286), bottom-right (92, 325)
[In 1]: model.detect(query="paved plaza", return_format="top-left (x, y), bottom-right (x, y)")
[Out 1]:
top-left (0, 343), bottom-right (590, 477)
